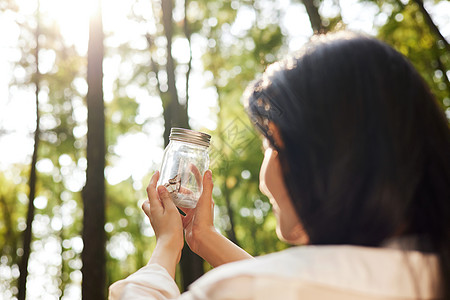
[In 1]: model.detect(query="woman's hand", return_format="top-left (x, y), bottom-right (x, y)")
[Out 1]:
top-left (182, 170), bottom-right (254, 267)
top-left (181, 170), bottom-right (215, 254)
top-left (142, 171), bottom-right (184, 278)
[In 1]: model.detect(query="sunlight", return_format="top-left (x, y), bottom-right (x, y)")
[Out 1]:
top-left (39, 0), bottom-right (96, 53)
top-left (38, 0), bottom-right (142, 54)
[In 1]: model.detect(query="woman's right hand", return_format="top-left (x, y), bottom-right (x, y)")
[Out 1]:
top-left (181, 170), bottom-right (216, 254)
top-left (181, 170), bottom-right (254, 267)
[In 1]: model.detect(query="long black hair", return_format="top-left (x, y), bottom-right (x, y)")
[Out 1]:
top-left (245, 32), bottom-right (450, 299)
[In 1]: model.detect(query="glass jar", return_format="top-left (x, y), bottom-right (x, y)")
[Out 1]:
top-left (157, 128), bottom-right (211, 208)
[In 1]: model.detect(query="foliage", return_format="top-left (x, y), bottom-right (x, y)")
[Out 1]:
top-left (0, 5), bottom-right (86, 298)
top-left (375, 1), bottom-right (450, 109)
top-left (0, 0), bottom-right (448, 298)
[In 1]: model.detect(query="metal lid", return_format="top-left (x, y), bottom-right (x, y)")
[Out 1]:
top-left (169, 128), bottom-right (211, 148)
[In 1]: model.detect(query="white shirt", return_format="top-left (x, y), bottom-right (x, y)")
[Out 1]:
top-left (109, 245), bottom-right (440, 300)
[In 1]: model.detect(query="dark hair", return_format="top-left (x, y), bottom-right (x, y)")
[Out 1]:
top-left (245, 32), bottom-right (450, 299)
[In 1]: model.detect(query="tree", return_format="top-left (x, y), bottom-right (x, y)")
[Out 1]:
top-left (411, 0), bottom-right (449, 51)
top-left (161, 0), bottom-right (189, 141)
top-left (17, 2), bottom-right (40, 299)
top-left (374, 0), bottom-right (450, 108)
top-left (198, 0), bottom-right (289, 258)
top-left (161, 0), bottom-right (203, 289)
top-left (81, 0), bottom-right (106, 298)
top-left (1, 1), bottom-right (86, 296)
top-left (297, 0), bottom-right (343, 34)
top-left (301, 0), bottom-right (326, 33)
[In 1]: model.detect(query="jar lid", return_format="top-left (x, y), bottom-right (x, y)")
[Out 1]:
top-left (169, 128), bottom-right (211, 147)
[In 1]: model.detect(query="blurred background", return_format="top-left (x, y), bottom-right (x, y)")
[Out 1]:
top-left (0, 0), bottom-right (448, 299)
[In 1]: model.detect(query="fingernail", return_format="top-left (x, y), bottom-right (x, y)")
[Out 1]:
top-left (206, 170), bottom-right (212, 180)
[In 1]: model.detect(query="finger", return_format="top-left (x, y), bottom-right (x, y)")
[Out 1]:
top-left (146, 171), bottom-right (161, 209)
top-left (180, 206), bottom-right (194, 215)
top-left (189, 164), bottom-right (202, 191)
top-left (179, 186), bottom-right (193, 195)
top-left (141, 200), bottom-right (151, 218)
top-left (157, 185), bottom-right (177, 213)
top-left (196, 170), bottom-right (213, 212)
top-left (181, 212), bottom-right (194, 228)
top-left (181, 207), bottom-right (194, 228)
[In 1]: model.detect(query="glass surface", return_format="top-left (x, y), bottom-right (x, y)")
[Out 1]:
top-left (157, 140), bottom-right (209, 208)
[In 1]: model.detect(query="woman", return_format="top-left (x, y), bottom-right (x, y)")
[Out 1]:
top-left (109, 31), bottom-right (450, 299)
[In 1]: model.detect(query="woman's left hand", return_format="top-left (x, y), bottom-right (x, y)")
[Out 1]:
top-left (142, 171), bottom-right (184, 266)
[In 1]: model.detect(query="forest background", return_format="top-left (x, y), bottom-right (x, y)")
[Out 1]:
top-left (0, 0), bottom-right (449, 299)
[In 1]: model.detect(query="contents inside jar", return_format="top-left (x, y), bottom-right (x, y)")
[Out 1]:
top-left (163, 173), bottom-right (199, 208)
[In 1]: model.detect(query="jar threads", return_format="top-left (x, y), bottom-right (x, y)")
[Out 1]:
top-left (169, 128), bottom-right (211, 148)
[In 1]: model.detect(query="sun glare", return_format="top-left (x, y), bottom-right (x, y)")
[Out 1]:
top-left (39, 0), bottom-right (101, 54)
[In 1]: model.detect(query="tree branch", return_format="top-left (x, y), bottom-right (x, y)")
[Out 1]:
top-left (412, 0), bottom-right (449, 51)
top-left (301, 0), bottom-right (326, 33)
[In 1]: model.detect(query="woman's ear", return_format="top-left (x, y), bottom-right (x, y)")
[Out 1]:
top-left (268, 122), bottom-right (285, 149)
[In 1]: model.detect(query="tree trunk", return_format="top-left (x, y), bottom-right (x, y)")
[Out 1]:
top-left (81, 1), bottom-right (106, 299)
top-left (17, 3), bottom-right (40, 298)
top-left (301, 0), bottom-right (326, 33)
top-left (161, 0), bottom-right (189, 144)
top-left (160, 0), bottom-right (203, 290)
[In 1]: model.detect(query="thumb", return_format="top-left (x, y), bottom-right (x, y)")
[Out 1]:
top-left (197, 170), bottom-right (213, 210)
top-left (157, 185), bottom-right (177, 212)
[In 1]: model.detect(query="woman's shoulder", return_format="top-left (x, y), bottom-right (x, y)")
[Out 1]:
top-left (187, 245), bottom-right (439, 300)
